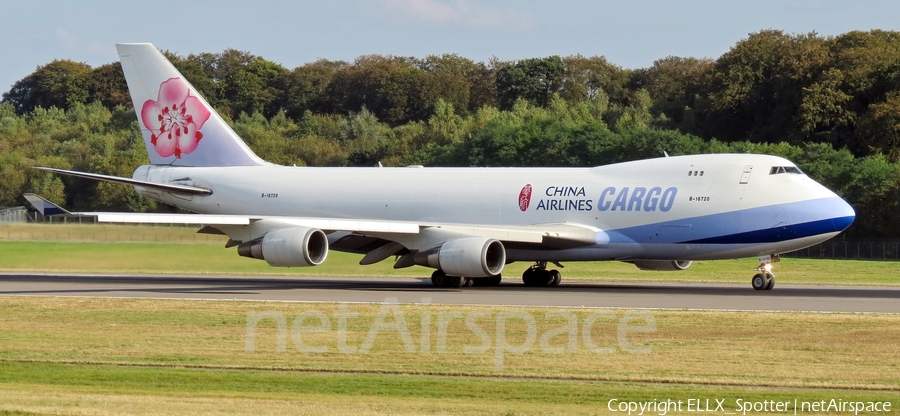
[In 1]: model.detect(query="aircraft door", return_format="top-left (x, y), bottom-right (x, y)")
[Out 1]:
top-left (739, 165), bottom-right (753, 184)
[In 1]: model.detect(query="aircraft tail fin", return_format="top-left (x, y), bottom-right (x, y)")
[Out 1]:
top-left (116, 43), bottom-right (266, 167)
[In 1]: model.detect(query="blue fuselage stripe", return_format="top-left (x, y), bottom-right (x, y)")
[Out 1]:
top-left (681, 216), bottom-right (855, 244)
top-left (604, 197), bottom-right (854, 245)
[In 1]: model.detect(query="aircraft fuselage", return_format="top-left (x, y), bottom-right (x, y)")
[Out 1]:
top-left (133, 153), bottom-right (854, 262)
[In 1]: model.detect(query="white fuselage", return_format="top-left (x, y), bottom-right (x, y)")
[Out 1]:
top-left (132, 154), bottom-right (855, 262)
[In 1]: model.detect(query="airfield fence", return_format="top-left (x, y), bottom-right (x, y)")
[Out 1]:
top-left (0, 207), bottom-right (27, 224)
top-left (784, 239), bottom-right (900, 261)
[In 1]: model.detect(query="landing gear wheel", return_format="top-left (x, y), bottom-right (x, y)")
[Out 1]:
top-left (752, 255), bottom-right (780, 291)
top-left (464, 278), bottom-right (475, 287)
top-left (764, 272), bottom-right (775, 290)
top-left (446, 275), bottom-right (465, 288)
top-left (522, 269), bottom-right (536, 286)
top-left (752, 273), bottom-right (766, 291)
top-left (522, 262), bottom-right (562, 287)
top-left (549, 270), bottom-right (561, 286)
top-left (522, 269), bottom-right (550, 286)
top-left (478, 275), bottom-right (501, 286)
top-left (431, 270), bottom-right (446, 287)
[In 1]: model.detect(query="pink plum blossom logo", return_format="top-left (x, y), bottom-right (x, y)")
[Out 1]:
top-left (141, 77), bottom-right (211, 158)
top-left (518, 184), bottom-right (532, 212)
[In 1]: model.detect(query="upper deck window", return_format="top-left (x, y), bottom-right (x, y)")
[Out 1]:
top-left (769, 166), bottom-right (803, 175)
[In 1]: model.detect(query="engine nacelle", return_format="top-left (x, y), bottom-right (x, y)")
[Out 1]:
top-left (237, 227), bottom-right (329, 267)
top-left (414, 238), bottom-right (506, 277)
top-left (632, 260), bottom-right (692, 271)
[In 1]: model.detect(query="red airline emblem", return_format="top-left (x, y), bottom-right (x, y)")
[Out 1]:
top-left (518, 184), bottom-right (533, 212)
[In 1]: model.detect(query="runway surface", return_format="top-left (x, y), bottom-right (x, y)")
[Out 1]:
top-left (1, 273), bottom-right (898, 313)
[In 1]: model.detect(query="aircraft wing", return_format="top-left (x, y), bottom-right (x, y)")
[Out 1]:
top-left (34, 167), bottom-right (213, 195)
top-left (24, 193), bottom-right (601, 255)
top-left (70, 211), bottom-right (600, 247)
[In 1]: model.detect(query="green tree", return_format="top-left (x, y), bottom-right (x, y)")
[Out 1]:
top-left (339, 107), bottom-right (393, 166)
top-left (0, 152), bottom-right (28, 207)
top-left (283, 59), bottom-right (346, 120)
top-left (85, 62), bottom-right (131, 109)
top-left (705, 30), bottom-right (829, 143)
top-left (325, 55), bottom-right (470, 126)
top-left (635, 56), bottom-right (713, 131)
top-left (798, 68), bottom-right (855, 143)
top-left (613, 89), bottom-right (654, 131)
top-left (560, 55), bottom-right (630, 107)
top-left (856, 92), bottom-right (900, 161)
top-left (495, 56), bottom-right (564, 110)
top-left (827, 30), bottom-right (900, 154)
top-left (418, 53), bottom-right (490, 114)
top-left (222, 58), bottom-right (289, 119)
top-left (2, 60), bottom-right (92, 114)
top-left (840, 154), bottom-right (900, 238)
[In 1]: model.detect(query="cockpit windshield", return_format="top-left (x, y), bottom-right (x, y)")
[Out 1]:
top-left (769, 166), bottom-right (803, 175)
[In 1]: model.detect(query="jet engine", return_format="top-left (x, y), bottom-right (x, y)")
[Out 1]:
top-left (237, 227), bottom-right (329, 267)
top-left (631, 260), bottom-right (692, 271)
top-left (414, 238), bottom-right (506, 277)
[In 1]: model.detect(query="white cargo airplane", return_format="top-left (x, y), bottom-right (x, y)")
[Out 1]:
top-left (32, 43), bottom-right (856, 290)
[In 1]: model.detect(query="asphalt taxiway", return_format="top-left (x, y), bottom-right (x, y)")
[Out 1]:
top-left (1, 274), bottom-right (898, 313)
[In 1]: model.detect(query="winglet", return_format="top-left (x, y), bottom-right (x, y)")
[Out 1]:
top-left (23, 193), bottom-right (71, 216)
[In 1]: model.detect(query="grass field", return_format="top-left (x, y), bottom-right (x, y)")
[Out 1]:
top-left (1, 223), bottom-right (898, 414)
top-left (2, 223), bottom-right (899, 286)
top-left (0, 297), bottom-right (897, 415)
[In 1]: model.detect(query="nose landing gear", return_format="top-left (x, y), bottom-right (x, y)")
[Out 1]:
top-left (751, 254), bottom-right (779, 290)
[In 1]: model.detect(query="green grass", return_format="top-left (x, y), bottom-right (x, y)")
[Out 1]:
top-left (2, 238), bottom-right (900, 286)
top-left (0, 361), bottom-right (896, 415)
top-left (3, 298), bottom-right (898, 388)
top-left (2, 224), bottom-right (899, 413)
top-left (3, 223), bottom-right (900, 286)
top-left (0, 297), bottom-right (897, 415)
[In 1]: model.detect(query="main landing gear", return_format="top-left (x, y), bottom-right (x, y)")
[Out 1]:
top-left (430, 270), bottom-right (501, 287)
top-left (751, 254), bottom-right (779, 290)
top-left (522, 261), bottom-right (562, 287)
top-left (429, 260), bottom-right (565, 288)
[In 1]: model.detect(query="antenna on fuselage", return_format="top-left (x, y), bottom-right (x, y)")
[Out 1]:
top-left (664, 151), bottom-right (670, 158)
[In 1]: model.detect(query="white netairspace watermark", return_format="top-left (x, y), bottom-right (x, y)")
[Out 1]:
top-left (607, 398), bottom-right (893, 416)
top-left (244, 297), bottom-right (656, 370)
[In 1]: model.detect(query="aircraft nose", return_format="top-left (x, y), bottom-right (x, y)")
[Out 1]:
top-left (792, 178), bottom-right (855, 236)
top-left (832, 196), bottom-right (855, 232)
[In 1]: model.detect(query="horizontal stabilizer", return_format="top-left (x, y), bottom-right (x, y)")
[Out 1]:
top-left (22, 193), bottom-right (71, 216)
top-left (35, 167), bottom-right (213, 195)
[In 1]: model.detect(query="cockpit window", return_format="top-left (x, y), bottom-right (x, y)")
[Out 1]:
top-left (769, 166), bottom-right (803, 175)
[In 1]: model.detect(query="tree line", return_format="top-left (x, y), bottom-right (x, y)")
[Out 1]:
top-left (1, 29), bottom-right (900, 239)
